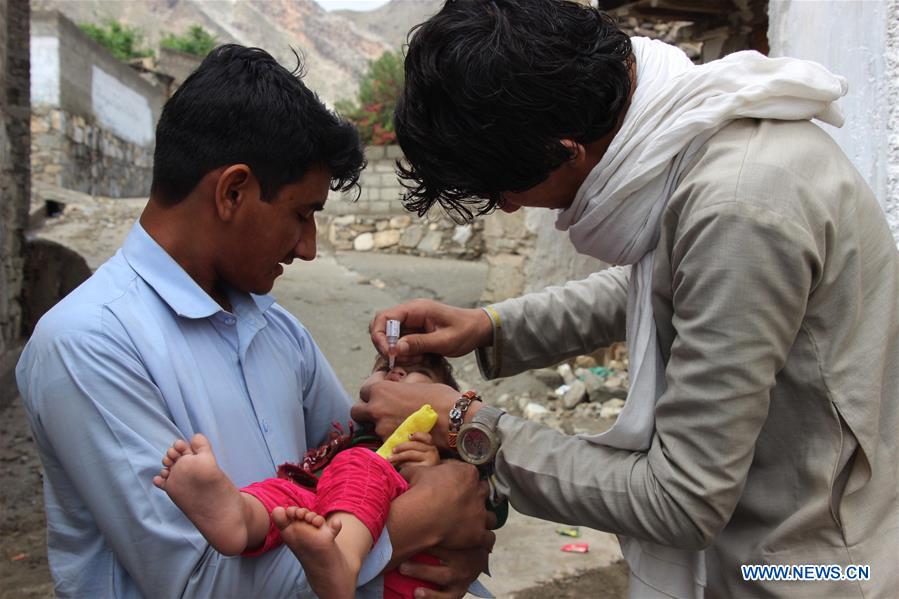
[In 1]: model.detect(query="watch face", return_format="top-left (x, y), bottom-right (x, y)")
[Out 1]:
top-left (460, 428), bottom-right (492, 464)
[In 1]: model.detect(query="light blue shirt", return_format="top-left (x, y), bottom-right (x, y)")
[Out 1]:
top-left (16, 222), bottom-right (390, 598)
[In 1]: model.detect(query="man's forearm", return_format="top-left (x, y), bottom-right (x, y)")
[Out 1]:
top-left (492, 414), bottom-right (724, 550)
top-left (477, 267), bottom-right (630, 379)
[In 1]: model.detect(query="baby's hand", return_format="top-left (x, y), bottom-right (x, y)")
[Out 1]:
top-left (389, 431), bottom-right (439, 469)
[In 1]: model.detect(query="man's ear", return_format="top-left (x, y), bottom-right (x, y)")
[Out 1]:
top-left (560, 139), bottom-right (586, 166)
top-left (213, 164), bottom-right (257, 222)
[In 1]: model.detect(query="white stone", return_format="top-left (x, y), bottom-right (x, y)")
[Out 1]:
top-left (517, 395), bottom-right (531, 411)
top-left (389, 215), bottom-right (411, 228)
top-left (332, 215), bottom-right (356, 226)
top-left (373, 229), bottom-right (400, 249)
top-left (557, 363), bottom-right (575, 384)
top-left (524, 402), bottom-right (549, 420)
top-left (604, 376), bottom-right (623, 389)
top-left (353, 232), bottom-right (374, 251)
top-left (452, 224), bottom-right (472, 246)
top-left (416, 230), bottom-right (443, 254)
top-left (600, 399), bottom-right (625, 420)
top-left (399, 224), bottom-right (424, 248)
top-left (561, 380), bottom-right (587, 410)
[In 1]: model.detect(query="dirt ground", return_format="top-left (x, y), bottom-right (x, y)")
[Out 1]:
top-left (0, 400), bottom-right (53, 599)
top-left (2, 192), bottom-right (629, 598)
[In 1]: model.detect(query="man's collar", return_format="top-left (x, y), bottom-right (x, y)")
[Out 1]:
top-left (122, 221), bottom-right (274, 319)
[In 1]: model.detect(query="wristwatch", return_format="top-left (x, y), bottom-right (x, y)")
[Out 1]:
top-left (457, 405), bottom-right (505, 466)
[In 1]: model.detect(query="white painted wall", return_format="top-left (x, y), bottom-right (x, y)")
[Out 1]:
top-left (91, 65), bottom-right (155, 145)
top-left (30, 36), bottom-right (60, 106)
top-left (768, 0), bottom-right (899, 244)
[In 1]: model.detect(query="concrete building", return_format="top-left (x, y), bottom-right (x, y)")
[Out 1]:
top-left (30, 11), bottom-right (166, 197)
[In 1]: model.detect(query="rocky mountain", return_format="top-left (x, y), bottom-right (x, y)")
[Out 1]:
top-left (334, 0), bottom-right (443, 50)
top-left (31, 0), bottom-right (392, 105)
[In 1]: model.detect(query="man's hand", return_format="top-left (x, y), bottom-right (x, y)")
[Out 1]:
top-left (384, 454), bottom-right (496, 598)
top-left (354, 380), bottom-right (478, 451)
top-left (370, 299), bottom-right (494, 364)
top-left (400, 545), bottom-right (493, 599)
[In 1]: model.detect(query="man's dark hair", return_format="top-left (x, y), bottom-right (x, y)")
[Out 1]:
top-left (395, 0), bottom-right (632, 220)
top-left (151, 44), bottom-right (364, 204)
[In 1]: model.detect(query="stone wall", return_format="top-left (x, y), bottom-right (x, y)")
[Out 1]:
top-left (30, 106), bottom-right (154, 197)
top-left (324, 144), bottom-right (485, 258)
top-left (768, 0), bottom-right (899, 246)
top-left (30, 11), bottom-right (164, 197)
top-left (325, 144), bottom-right (409, 217)
top-left (480, 208), bottom-right (606, 303)
top-left (0, 0), bottom-right (30, 405)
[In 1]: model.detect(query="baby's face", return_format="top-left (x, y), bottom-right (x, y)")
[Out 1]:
top-left (365, 364), bottom-right (438, 386)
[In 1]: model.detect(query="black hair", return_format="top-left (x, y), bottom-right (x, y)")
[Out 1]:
top-left (395, 0), bottom-right (632, 221)
top-left (151, 45), bottom-right (364, 204)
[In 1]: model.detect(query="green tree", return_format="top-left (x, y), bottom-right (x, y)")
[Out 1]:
top-left (160, 26), bottom-right (218, 58)
top-left (79, 20), bottom-right (153, 61)
top-left (335, 50), bottom-right (404, 145)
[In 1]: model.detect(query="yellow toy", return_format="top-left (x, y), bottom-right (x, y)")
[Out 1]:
top-left (376, 404), bottom-right (438, 459)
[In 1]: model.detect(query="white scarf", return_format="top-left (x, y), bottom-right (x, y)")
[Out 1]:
top-left (555, 37), bottom-right (847, 598)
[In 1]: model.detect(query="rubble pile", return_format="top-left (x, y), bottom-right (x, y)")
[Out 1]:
top-left (325, 214), bottom-right (485, 260)
top-left (455, 344), bottom-right (631, 436)
top-left (618, 17), bottom-right (702, 60)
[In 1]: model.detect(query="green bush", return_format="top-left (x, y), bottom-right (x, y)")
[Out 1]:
top-left (335, 50), bottom-right (404, 145)
top-left (79, 20), bottom-right (154, 61)
top-left (160, 26), bottom-right (218, 58)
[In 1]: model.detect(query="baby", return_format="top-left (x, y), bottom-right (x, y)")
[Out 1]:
top-left (153, 354), bottom-right (458, 599)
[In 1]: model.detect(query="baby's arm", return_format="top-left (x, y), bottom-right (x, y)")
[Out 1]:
top-left (389, 431), bottom-right (440, 473)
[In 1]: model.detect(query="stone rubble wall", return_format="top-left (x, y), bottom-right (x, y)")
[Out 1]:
top-left (31, 106), bottom-right (154, 197)
top-left (30, 11), bottom-right (164, 197)
top-left (1, 0), bottom-right (30, 405)
top-left (323, 144), bottom-right (485, 259)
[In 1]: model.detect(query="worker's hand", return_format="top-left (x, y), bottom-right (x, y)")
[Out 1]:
top-left (370, 299), bottom-right (494, 364)
top-left (354, 380), bottom-right (480, 451)
top-left (390, 431), bottom-right (440, 471)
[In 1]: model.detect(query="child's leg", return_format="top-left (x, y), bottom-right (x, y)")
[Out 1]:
top-left (273, 506), bottom-right (370, 599)
top-left (274, 447), bottom-right (410, 599)
top-left (153, 434), bottom-right (271, 555)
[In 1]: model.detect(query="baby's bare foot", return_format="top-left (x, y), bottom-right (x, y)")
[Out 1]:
top-left (273, 507), bottom-right (356, 599)
top-left (153, 433), bottom-right (250, 556)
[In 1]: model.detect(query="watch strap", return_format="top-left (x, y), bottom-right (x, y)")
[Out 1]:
top-left (471, 404), bottom-right (504, 431)
top-left (448, 391), bottom-right (481, 449)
